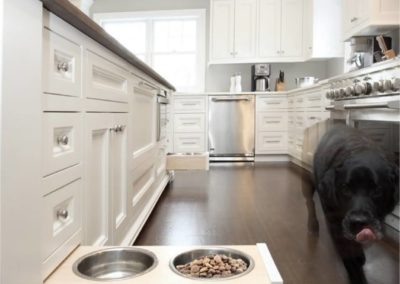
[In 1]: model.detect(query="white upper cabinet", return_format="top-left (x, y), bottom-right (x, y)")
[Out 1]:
top-left (258, 0), bottom-right (281, 57)
top-left (342, 0), bottom-right (400, 41)
top-left (234, 0), bottom-right (258, 58)
top-left (303, 0), bottom-right (343, 59)
top-left (210, 0), bottom-right (235, 60)
top-left (280, 0), bottom-right (303, 58)
top-left (210, 0), bottom-right (257, 62)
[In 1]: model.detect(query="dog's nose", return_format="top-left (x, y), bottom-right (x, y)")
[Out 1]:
top-left (349, 215), bottom-right (370, 234)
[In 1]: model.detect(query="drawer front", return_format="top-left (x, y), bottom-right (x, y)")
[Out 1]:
top-left (174, 114), bottom-right (205, 133)
top-left (305, 92), bottom-right (323, 109)
top-left (294, 95), bottom-right (306, 109)
top-left (43, 113), bottom-right (82, 177)
top-left (256, 132), bottom-right (288, 153)
top-left (257, 96), bottom-right (288, 111)
top-left (174, 97), bottom-right (206, 112)
top-left (288, 113), bottom-right (295, 130)
top-left (43, 29), bottom-right (81, 97)
top-left (257, 112), bottom-right (288, 132)
top-left (174, 133), bottom-right (205, 153)
top-left (295, 112), bottom-right (306, 130)
top-left (86, 51), bottom-right (129, 103)
top-left (42, 177), bottom-right (82, 261)
top-left (305, 112), bottom-right (324, 128)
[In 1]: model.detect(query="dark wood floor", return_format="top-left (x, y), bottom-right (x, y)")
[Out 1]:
top-left (135, 163), bottom-right (399, 284)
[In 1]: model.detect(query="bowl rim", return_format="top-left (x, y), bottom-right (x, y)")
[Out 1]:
top-left (169, 247), bottom-right (255, 281)
top-left (72, 247), bottom-right (158, 281)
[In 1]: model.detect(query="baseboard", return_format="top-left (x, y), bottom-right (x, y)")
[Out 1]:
top-left (255, 155), bottom-right (290, 162)
top-left (119, 174), bottom-right (170, 246)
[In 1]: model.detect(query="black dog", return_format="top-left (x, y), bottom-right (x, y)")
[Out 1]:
top-left (312, 125), bottom-right (399, 284)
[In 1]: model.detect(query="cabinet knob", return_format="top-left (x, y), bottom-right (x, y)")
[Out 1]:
top-left (57, 62), bottom-right (69, 72)
top-left (57, 209), bottom-right (69, 220)
top-left (57, 135), bottom-right (69, 146)
top-left (281, 50), bottom-right (285, 54)
top-left (350, 17), bottom-right (358, 23)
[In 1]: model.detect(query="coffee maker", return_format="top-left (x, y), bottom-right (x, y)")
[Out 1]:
top-left (251, 64), bottom-right (270, 91)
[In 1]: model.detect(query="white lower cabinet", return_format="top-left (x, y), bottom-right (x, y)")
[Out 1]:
top-left (84, 113), bottom-right (128, 246)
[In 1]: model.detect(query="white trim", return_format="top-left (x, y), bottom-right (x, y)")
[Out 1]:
top-left (256, 243), bottom-right (283, 284)
top-left (93, 9), bottom-right (206, 93)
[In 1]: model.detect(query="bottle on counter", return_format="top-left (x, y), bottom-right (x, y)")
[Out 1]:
top-left (235, 73), bottom-right (242, 93)
top-left (230, 75), bottom-right (236, 93)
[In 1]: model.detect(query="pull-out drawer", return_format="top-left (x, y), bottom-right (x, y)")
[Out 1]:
top-left (257, 96), bottom-right (288, 111)
top-left (86, 51), bottom-right (129, 103)
top-left (174, 97), bottom-right (206, 112)
top-left (43, 29), bottom-right (81, 97)
top-left (43, 113), bottom-right (82, 177)
top-left (304, 92), bottom-right (323, 110)
top-left (294, 95), bottom-right (306, 109)
top-left (174, 133), bottom-right (205, 153)
top-left (174, 113), bottom-right (205, 133)
top-left (295, 113), bottom-right (306, 130)
top-left (256, 132), bottom-right (288, 153)
top-left (42, 173), bottom-right (82, 270)
top-left (257, 112), bottom-right (288, 132)
top-left (304, 112), bottom-right (324, 128)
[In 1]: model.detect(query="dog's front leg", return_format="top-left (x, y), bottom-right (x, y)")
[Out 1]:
top-left (301, 173), bottom-right (319, 234)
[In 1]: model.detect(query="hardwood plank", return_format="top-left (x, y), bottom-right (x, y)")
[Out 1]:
top-left (135, 163), bottom-right (399, 284)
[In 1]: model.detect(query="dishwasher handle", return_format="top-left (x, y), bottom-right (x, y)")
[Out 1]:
top-left (211, 96), bottom-right (252, 102)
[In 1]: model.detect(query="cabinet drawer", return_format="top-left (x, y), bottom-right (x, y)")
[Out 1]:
top-left (42, 177), bottom-right (82, 263)
top-left (174, 114), bottom-right (205, 132)
top-left (305, 92), bottom-right (323, 109)
top-left (174, 133), bottom-right (205, 153)
top-left (174, 97), bottom-right (206, 112)
top-left (43, 29), bottom-right (81, 97)
top-left (257, 96), bottom-right (288, 111)
top-left (294, 95), bottom-right (306, 109)
top-left (257, 112), bottom-right (288, 131)
top-left (43, 113), bottom-right (82, 177)
top-left (86, 51), bottom-right (129, 103)
top-left (305, 112), bottom-right (324, 128)
top-left (256, 132), bottom-right (287, 153)
top-left (295, 113), bottom-right (306, 130)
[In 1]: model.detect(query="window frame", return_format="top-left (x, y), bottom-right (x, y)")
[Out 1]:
top-left (93, 9), bottom-right (206, 92)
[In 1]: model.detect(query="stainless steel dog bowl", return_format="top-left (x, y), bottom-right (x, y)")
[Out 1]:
top-left (72, 247), bottom-right (157, 281)
top-left (170, 247), bottom-right (255, 281)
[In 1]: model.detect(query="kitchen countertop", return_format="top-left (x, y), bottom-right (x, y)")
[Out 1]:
top-left (41, 0), bottom-right (176, 91)
top-left (45, 244), bottom-right (282, 284)
top-left (174, 91), bottom-right (287, 96)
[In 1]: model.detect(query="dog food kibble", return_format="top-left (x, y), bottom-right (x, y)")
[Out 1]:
top-left (175, 254), bottom-right (248, 278)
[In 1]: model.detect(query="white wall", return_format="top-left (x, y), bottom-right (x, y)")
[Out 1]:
top-left (91, 0), bottom-right (332, 92)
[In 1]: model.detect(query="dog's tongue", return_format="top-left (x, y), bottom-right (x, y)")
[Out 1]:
top-left (356, 228), bottom-right (377, 243)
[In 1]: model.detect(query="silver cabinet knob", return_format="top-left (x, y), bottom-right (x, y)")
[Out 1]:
top-left (57, 135), bottom-right (69, 146)
top-left (281, 50), bottom-right (285, 54)
top-left (57, 62), bottom-right (69, 72)
top-left (57, 209), bottom-right (69, 220)
top-left (350, 17), bottom-right (358, 23)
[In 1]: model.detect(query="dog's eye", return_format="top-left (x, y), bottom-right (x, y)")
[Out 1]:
top-left (341, 184), bottom-right (352, 196)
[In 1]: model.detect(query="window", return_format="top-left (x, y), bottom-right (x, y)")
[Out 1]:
top-left (94, 10), bottom-right (206, 92)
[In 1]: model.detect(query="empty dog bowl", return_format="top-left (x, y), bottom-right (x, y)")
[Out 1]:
top-left (170, 247), bottom-right (255, 281)
top-left (72, 247), bottom-right (157, 281)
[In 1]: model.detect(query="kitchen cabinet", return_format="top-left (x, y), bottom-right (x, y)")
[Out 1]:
top-left (172, 95), bottom-right (207, 153)
top-left (303, 0), bottom-right (343, 59)
top-left (84, 113), bottom-right (128, 246)
top-left (342, 0), bottom-right (400, 41)
top-left (258, 0), bottom-right (306, 61)
top-left (255, 95), bottom-right (288, 154)
top-left (210, 0), bottom-right (257, 62)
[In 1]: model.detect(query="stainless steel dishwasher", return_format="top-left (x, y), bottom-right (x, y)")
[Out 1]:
top-left (208, 95), bottom-right (255, 162)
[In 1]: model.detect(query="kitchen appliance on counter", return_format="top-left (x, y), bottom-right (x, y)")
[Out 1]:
top-left (208, 94), bottom-right (255, 162)
top-left (325, 60), bottom-right (400, 243)
top-left (346, 36), bottom-right (392, 71)
top-left (252, 64), bottom-right (270, 91)
top-left (294, 77), bottom-right (319, 87)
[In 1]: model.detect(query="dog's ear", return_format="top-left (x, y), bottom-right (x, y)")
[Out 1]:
top-left (319, 168), bottom-right (338, 206)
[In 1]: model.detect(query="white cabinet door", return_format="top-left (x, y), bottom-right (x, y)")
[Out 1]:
top-left (210, 0), bottom-right (235, 60)
top-left (110, 114), bottom-right (129, 245)
top-left (84, 113), bottom-right (112, 246)
top-left (131, 78), bottom-right (157, 158)
top-left (342, 0), bottom-right (358, 34)
top-left (281, 0), bottom-right (304, 57)
top-left (234, 0), bottom-right (258, 58)
top-left (258, 0), bottom-right (281, 57)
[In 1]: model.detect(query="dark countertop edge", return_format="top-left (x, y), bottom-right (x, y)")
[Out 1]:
top-left (41, 0), bottom-right (176, 92)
